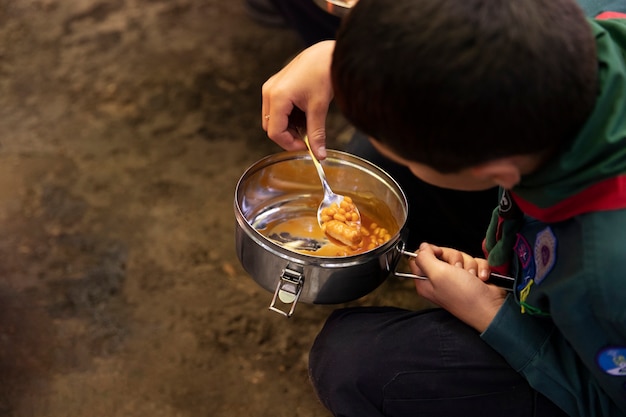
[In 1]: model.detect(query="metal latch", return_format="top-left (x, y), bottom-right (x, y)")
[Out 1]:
top-left (269, 266), bottom-right (304, 317)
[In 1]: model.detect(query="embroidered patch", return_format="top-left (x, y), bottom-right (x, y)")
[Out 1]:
top-left (533, 227), bottom-right (557, 285)
top-left (514, 234), bottom-right (532, 268)
top-left (514, 233), bottom-right (535, 290)
top-left (596, 347), bottom-right (626, 376)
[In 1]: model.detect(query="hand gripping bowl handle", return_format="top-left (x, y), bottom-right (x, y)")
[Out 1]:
top-left (392, 242), bottom-right (515, 292)
top-left (267, 240), bottom-right (515, 318)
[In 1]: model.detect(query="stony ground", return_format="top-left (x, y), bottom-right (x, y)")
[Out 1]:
top-left (0, 1), bottom-right (424, 416)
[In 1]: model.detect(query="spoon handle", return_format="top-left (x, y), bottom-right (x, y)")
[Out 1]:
top-left (299, 128), bottom-right (335, 197)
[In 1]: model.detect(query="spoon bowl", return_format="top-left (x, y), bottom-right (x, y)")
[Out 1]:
top-left (298, 128), bottom-right (362, 230)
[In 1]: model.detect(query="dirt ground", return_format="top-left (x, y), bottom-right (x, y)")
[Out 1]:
top-left (0, 1), bottom-right (425, 416)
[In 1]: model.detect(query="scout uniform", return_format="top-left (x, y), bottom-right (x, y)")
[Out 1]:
top-left (483, 15), bottom-right (626, 416)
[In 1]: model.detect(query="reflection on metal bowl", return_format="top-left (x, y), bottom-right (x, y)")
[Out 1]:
top-left (234, 150), bottom-right (408, 317)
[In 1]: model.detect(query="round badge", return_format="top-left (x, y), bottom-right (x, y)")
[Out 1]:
top-left (596, 347), bottom-right (626, 376)
top-left (534, 227), bottom-right (557, 285)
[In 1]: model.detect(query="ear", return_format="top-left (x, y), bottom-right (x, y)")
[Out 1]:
top-left (469, 158), bottom-right (522, 189)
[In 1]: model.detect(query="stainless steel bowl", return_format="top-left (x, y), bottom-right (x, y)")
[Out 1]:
top-left (234, 150), bottom-right (408, 317)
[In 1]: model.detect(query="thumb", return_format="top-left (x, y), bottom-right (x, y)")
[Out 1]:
top-left (305, 105), bottom-right (329, 160)
top-left (414, 243), bottom-right (446, 281)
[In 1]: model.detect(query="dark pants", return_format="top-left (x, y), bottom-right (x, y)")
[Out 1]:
top-left (309, 307), bottom-right (569, 417)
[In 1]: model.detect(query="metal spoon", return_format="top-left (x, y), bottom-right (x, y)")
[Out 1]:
top-left (295, 125), bottom-right (362, 229)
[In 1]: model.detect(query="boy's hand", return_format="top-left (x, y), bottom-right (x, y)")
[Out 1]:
top-left (421, 244), bottom-right (492, 280)
top-left (261, 40), bottom-right (335, 160)
top-left (410, 242), bottom-right (507, 332)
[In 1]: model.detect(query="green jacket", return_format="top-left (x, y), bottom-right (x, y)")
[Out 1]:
top-left (482, 17), bottom-right (626, 416)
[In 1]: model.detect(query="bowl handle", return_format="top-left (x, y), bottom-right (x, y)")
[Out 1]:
top-left (392, 242), bottom-right (515, 291)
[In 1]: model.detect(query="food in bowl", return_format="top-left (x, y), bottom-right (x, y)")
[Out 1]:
top-left (319, 197), bottom-right (362, 246)
top-left (235, 150), bottom-right (408, 309)
top-left (239, 150), bottom-right (404, 258)
top-left (256, 196), bottom-right (396, 257)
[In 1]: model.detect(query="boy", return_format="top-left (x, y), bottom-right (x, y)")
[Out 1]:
top-left (260, 2), bottom-right (626, 260)
top-left (302, 0), bottom-right (626, 416)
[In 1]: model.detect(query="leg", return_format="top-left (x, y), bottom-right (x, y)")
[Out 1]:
top-left (309, 307), bottom-right (568, 417)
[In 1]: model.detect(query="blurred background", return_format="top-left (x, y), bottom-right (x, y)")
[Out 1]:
top-left (0, 1), bottom-right (420, 416)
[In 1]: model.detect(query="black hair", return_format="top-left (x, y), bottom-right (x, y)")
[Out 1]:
top-left (331, 0), bottom-right (598, 172)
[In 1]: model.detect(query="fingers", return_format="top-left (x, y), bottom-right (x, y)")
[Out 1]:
top-left (262, 78), bottom-right (306, 152)
top-left (261, 89), bottom-right (329, 157)
top-left (411, 243), bottom-right (446, 281)
top-left (475, 258), bottom-right (491, 281)
top-left (261, 78), bottom-right (270, 131)
top-left (419, 243), bottom-right (490, 279)
top-left (410, 242), bottom-right (507, 333)
top-left (260, 41), bottom-right (335, 156)
top-left (305, 102), bottom-right (330, 160)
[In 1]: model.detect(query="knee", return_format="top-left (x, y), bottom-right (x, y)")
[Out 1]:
top-left (309, 309), bottom-right (358, 391)
top-left (308, 308), bottom-right (386, 411)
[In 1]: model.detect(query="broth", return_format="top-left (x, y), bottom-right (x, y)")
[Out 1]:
top-left (256, 198), bottom-right (398, 257)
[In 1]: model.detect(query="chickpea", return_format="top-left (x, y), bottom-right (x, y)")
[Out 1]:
top-left (324, 220), bottom-right (363, 246)
top-left (319, 196), bottom-right (363, 247)
top-left (333, 213), bottom-right (347, 222)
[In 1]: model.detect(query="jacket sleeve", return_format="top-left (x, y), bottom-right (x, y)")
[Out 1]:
top-left (481, 296), bottom-right (626, 417)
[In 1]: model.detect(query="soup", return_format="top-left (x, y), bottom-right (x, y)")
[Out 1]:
top-left (257, 197), bottom-right (398, 257)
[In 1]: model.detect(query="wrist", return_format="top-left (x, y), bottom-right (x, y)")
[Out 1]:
top-left (466, 296), bottom-right (506, 333)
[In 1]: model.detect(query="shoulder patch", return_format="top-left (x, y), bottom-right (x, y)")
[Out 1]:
top-left (533, 227), bottom-right (557, 285)
top-left (514, 233), bottom-right (535, 289)
top-left (596, 347), bottom-right (626, 376)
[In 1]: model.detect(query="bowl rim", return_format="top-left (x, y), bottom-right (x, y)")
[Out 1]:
top-left (234, 149), bottom-right (409, 262)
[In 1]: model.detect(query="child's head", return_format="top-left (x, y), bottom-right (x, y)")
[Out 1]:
top-left (331, 0), bottom-right (598, 173)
